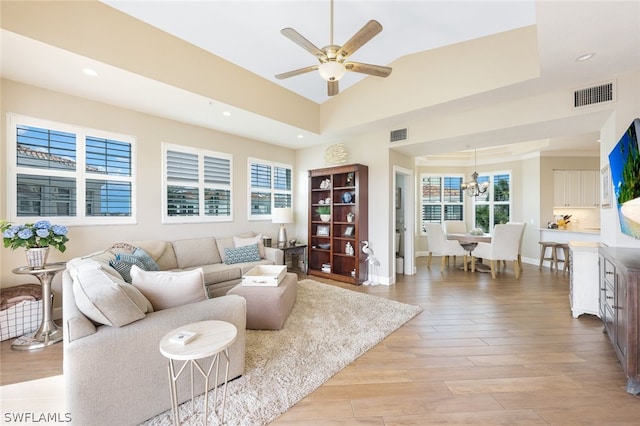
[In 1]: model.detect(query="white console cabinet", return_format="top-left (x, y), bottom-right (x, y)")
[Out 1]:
top-left (569, 241), bottom-right (601, 318)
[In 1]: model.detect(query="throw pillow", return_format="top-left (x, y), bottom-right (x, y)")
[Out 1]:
top-left (109, 248), bottom-right (159, 283)
top-left (69, 258), bottom-right (152, 327)
top-left (224, 243), bottom-right (261, 264)
top-left (108, 242), bottom-right (137, 254)
top-left (130, 266), bottom-right (206, 311)
top-left (130, 248), bottom-right (159, 271)
top-left (233, 234), bottom-right (265, 258)
top-left (109, 256), bottom-right (146, 283)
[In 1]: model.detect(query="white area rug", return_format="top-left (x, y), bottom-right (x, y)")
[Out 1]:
top-left (141, 279), bottom-right (422, 426)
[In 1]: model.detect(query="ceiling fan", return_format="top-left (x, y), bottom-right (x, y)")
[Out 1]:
top-left (275, 0), bottom-right (392, 97)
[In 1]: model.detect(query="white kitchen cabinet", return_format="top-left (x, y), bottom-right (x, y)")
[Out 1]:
top-left (553, 170), bottom-right (599, 207)
top-left (569, 241), bottom-right (601, 318)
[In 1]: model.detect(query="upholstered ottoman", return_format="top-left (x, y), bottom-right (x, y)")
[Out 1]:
top-left (227, 272), bottom-right (297, 330)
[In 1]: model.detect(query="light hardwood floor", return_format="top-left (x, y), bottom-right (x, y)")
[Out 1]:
top-left (3, 257), bottom-right (640, 424)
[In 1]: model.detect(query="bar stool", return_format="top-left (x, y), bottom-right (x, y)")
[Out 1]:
top-left (538, 241), bottom-right (557, 270)
top-left (555, 243), bottom-right (570, 273)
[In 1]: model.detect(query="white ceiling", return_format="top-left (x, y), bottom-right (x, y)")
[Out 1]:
top-left (2, 1), bottom-right (639, 161)
top-left (102, 0), bottom-right (536, 104)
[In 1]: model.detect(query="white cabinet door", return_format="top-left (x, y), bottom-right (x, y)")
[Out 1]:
top-left (553, 170), bottom-right (567, 207)
top-left (581, 170), bottom-right (600, 207)
top-left (569, 244), bottom-right (600, 318)
top-left (565, 171), bottom-right (581, 206)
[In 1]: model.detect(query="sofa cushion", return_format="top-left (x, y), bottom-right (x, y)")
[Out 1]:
top-left (194, 263), bottom-right (242, 285)
top-left (130, 266), bottom-right (207, 310)
top-left (224, 244), bottom-right (261, 264)
top-left (69, 258), bottom-right (152, 327)
top-left (172, 238), bottom-right (221, 269)
top-left (233, 234), bottom-right (265, 258)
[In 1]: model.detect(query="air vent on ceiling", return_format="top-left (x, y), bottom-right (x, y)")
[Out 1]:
top-left (390, 128), bottom-right (408, 142)
top-left (573, 81), bottom-right (615, 108)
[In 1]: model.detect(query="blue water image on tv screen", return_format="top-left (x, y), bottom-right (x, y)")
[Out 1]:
top-left (608, 118), bottom-right (640, 239)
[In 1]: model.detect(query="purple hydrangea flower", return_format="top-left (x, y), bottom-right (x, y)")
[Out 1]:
top-left (3, 229), bottom-right (16, 239)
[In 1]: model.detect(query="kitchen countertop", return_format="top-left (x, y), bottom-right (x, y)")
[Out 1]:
top-left (539, 227), bottom-right (600, 235)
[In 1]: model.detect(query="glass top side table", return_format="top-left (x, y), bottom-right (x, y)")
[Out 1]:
top-left (11, 262), bottom-right (66, 351)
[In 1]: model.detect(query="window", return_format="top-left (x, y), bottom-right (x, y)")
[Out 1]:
top-left (420, 174), bottom-right (464, 233)
top-left (163, 144), bottom-right (232, 223)
top-left (8, 114), bottom-right (135, 225)
top-left (473, 172), bottom-right (511, 232)
top-left (248, 159), bottom-right (292, 220)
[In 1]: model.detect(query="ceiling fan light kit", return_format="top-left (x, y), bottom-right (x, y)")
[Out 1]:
top-left (318, 61), bottom-right (346, 81)
top-left (276, 0), bottom-right (392, 96)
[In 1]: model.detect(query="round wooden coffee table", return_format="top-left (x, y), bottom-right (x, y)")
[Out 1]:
top-left (159, 320), bottom-right (237, 425)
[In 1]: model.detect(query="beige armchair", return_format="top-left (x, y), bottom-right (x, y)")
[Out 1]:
top-left (425, 223), bottom-right (468, 272)
top-left (471, 223), bottom-right (525, 278)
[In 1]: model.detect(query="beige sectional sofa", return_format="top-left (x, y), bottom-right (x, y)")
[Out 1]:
top-left (62, 233), bottom-right (283, 426)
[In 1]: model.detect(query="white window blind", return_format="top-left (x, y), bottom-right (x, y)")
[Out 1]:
top-left (163, 144), bottom-right (232, 223)
top-left (248, 159), bottom-right (292, 220)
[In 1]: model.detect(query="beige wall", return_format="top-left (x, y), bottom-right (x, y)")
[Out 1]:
top-left (1, 79), bottom-right (295, 313)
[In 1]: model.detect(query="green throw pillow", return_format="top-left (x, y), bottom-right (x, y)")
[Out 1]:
top-left (224, 243), bottom-right (261, 264)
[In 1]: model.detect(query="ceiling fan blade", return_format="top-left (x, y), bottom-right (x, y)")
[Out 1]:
top-left (336, 20), bottom-right (383, 60)
top-left (344, 61), bottom-right (392, 78)
top-left (328, 80), bottom-right (339, 96)
top-left (281, 28), bottom-right (326, 60)
top-left (275, 65), bottom-right (318, 80)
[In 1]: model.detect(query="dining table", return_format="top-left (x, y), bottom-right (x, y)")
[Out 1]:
top-left (446, 233), bottom-right (492, 272)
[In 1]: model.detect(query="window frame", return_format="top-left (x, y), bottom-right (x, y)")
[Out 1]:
top-left (420, 173), bottom-right (466, 234)
top-left (247, 158), bottom-right (293, 221)
top-left (7, 113), bottom-right (137, 226)
top-left (472, 171), bottom-right (512, 232)
top-left (162, 143), bottom-right (233, 224)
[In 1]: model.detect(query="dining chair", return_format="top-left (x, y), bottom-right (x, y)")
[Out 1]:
top-left (443, 220), bottom-right (467, 235)
top-left (471, 223), bottom-right (525, 278)
top-left (424, 223), bottom-right (468, 272)
top-left (507, 221), bottom-right (527, 270)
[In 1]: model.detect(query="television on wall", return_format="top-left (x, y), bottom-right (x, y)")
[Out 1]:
top-left (608, 118), bottom-right (640, 239)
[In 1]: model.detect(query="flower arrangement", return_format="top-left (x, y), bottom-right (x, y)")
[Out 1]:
top-left (1, 220), bottom-right (69, 252)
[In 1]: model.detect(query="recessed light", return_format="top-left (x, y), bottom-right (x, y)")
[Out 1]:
top-left (576, 53), bottom-right (595, 62)
top-left (297, 134), bottom-right (304, 139)
top-left (222, 111), bottom-right (231, 117)
top-left (82, 68), bottom-right (98, 77)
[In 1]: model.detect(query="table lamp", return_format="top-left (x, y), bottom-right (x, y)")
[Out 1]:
top-left (272, 207), bottom-right (293, 248)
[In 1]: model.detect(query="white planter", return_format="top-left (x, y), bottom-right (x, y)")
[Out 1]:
top-left (25, 247), bottom-right (49, 269)
top-left (320, 214), bottom-right (331, 222)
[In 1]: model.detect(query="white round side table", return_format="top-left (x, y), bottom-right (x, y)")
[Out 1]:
top-left (159, 320), bottom-right (237, 426)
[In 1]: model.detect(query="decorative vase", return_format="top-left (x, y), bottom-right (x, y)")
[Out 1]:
top-left (320, 214), bottom-right (331, 222)
top-left (26, 247), bottom-right (50, 269)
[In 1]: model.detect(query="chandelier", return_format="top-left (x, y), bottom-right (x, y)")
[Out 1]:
top-left (461, 148), bottom-right (489, 197)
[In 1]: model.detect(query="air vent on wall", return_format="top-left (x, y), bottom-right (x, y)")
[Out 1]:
top-left (390, 128), bottom-right (408, 142)
top-left (573, 81), bottom-right (615, 108)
